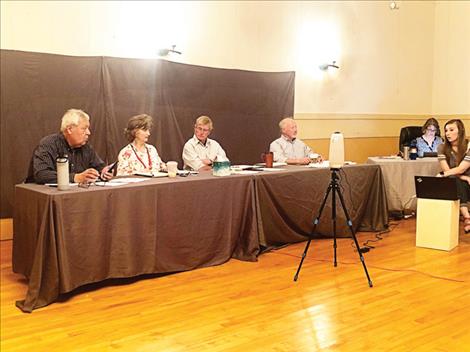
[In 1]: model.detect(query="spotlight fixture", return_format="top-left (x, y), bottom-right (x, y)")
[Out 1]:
top-left (389, 1), bottom-right (399, 10)
top-left (319, 61), bottom-right (340, 71)
top-left (158, 45), bottom-right (182, 56)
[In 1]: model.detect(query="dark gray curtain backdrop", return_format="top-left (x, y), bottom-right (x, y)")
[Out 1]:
top-left (0, 50), bottom-right (295, 217)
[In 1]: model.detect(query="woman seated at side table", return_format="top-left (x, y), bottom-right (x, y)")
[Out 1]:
top-left (437, 119), bottom-right (470, 233)
top-left (415, 117), bottom-right (443, 157)
top-left (117, 114), bottom-right (166, 176)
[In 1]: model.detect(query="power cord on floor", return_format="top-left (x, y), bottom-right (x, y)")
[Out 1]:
top-left (346, 221), bottom-right (399, 253)
top-left (273, 252), bottom-right (467, 283)
top-left (352, 221), bottom-right (400, 253)
top-left (269, 218), bottom-right (467, 283)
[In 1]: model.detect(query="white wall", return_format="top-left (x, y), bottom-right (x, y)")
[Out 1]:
top-left (1, 1), bottom-right (469, 118)
top-left (432, 1), bottom-right (470, 115)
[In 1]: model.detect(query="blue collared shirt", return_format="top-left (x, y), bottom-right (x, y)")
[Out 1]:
top-left (415, 136), bottom-right (443, 157)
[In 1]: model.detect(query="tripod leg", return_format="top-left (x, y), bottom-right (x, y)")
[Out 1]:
top-left (336, 186), bottom-right (373, 287)
top-left (294, 184), bottom-right (333, 282)
top-left (331, 185), bottom-right (337, 267)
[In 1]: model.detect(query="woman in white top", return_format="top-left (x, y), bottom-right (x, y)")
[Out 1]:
top-left (117, 114), bottom-right (165, 176)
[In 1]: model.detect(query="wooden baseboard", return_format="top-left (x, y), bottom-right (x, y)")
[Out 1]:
top-left (0, 218), bottom-right (13, 241)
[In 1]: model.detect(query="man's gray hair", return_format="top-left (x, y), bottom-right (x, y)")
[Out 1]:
top-left (279, 117), bottom-right (294, 131)
top-left (60, 109), bottom-right (90, 132)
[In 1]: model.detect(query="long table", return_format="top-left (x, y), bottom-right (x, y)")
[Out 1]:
top-left (367, 157), bottom-right (440, 212)
top-left (255, 165), bottom-right (388, 247)
top-left (13, 164), bottom-right (388, 312)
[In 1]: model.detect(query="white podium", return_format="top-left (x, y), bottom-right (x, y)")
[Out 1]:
top-left (416, 198), bottom-right (459, 251)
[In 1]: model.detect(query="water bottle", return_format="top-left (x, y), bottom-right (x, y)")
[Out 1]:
top-left (403, 146), bottom-right (410, 160)
top-left (57, 155), bottom-right (69, 190)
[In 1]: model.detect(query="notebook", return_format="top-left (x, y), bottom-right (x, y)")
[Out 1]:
top-left (414, 176), bottom-right (458, 200)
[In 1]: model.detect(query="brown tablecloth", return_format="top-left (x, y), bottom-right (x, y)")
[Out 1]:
top-left (367, 157), bottom-right (440, 211)
top-left (13, 164), bottom-right (388, 312)
top-left (13, 173), bottom-right (259, 312)
top-left (254, 164), bottom-right (389, 247)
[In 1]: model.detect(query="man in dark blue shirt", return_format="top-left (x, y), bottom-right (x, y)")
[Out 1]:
top-left (26, 109), bottom-right (113, 184)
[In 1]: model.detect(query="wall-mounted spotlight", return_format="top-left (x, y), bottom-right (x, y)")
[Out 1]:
top-left (319, 61), bottom-right (339, 71)
top-left (389, 1), bottom-right (399, 10)
top-left (158, 45), bottom-right (182, 57)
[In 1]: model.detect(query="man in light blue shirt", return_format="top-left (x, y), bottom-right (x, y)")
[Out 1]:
top-left (270, 117), bottom-right (319, 165)
top-left (182, 116), bottom-right (227, 171)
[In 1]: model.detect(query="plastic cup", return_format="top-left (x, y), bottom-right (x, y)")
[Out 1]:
top-left (167, 161), bottom-right (178, 177)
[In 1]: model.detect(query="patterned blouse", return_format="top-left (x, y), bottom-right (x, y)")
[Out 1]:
top-left (415, 136), bottom-right (443, 157)
top-left (117, 143), bottom-right (163, 176)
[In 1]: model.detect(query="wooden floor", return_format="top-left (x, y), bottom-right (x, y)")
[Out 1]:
top-left (1, 219), bottom-right (470, 351)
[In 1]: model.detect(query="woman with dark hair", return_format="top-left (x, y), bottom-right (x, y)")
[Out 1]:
top-left (117, 114), bottom-right (166, 176)
top-left (437, 119), bottom-right (470, 233)
top-left (415, 117), bottom-right (443, 157)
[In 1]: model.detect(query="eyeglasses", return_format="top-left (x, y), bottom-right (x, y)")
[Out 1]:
top-left (78, 181), bottom-right (106, 189)
top-left (426, 128), bottom-right (437, 132)
top-left (196, 126), bottom-right (211, 133)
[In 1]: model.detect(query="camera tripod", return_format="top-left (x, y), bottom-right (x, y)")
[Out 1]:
top-left (294, 168), bottom-right (373, 287)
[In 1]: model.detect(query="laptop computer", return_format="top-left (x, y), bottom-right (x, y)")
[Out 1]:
top-left (422, 152), bottom-right (438, 157)
top-left (414, 176), bottom-right (458, 200)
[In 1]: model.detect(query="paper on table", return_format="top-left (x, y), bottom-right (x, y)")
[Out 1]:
top-left (378, 156), bottom-right (401, 159)
top-left (95, 181), bottom-right (126, 187)
top-left (152, 172), bottom-right (170, 178)
top-left (231, 170), bottom-right (260, 175)
top-left (231, 165), bottom-right (254, 171)
top-left (307, 161), bottom-right (356, 168)
top-left (177, 170), bottom-right (198, 176)
top-left (109, 178), bottom-right (148, 183)
top-left (45, 183), bottom-right (78, 187)
top-left (134, 172), bottom-right (170, 178)
top-left (257, 167), bottom-right (284, 172)
top-left (255, 162), bottom-right (287, 167)
top-left (307, 161), bottom-right (330, 168)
